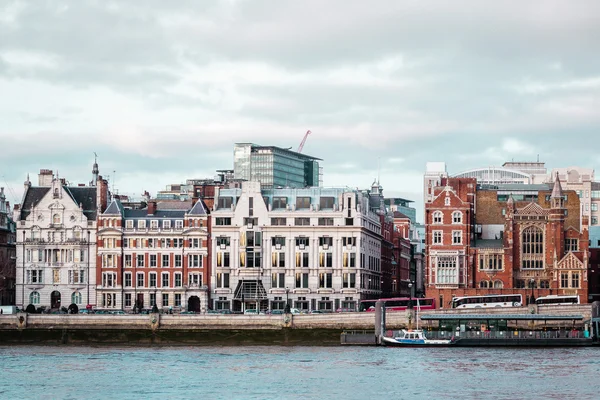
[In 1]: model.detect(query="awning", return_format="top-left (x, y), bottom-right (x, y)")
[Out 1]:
top-left (234, 280), bottom-right (268, 300)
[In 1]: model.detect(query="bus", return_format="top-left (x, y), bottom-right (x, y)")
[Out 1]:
top-left (451, 294), bottom-right (522, 309)
top-left (360, 297), bottom-right (436, 312)
top-left (535, 295), bottom-right (580, 306)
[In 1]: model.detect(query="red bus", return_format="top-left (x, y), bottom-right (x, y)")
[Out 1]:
top-left (359, 297), bottom-right (436, 312)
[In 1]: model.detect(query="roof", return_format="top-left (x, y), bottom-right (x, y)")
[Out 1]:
top-left (473, 239), bottom-right (503, 249)
top-left (123, 209), bottom-right (186, 219)
top-left (188, 199), bottom-right (208, 215)
top-left (157, 200), bottom-right (193, 210)
top-left (478, 183), bottom-right (551, 191)
top-left (103, 199), bottom-right (124, 216)
top-left (19, 187), bottom-right (50, 219)
top-left (421, 314), bottom-right (585, 321)
top-left (551, 171), bottom-right (564, 199)
top-left (393, 211), bottom-right (410, 219)
top-left (20, 186), bottom-right (98, 220)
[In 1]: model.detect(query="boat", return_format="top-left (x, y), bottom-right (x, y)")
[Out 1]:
top-left (381, 329), bottom-right (454, 346)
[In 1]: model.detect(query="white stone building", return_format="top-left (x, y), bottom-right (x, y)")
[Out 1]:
top-left (13, 167), bottom-right (108, 310)
top-left (210, 182), bottom-right (383, 313)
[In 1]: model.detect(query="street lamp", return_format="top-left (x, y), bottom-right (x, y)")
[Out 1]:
top-left (529, 279), bottom-right (535, 305)
top-left (285, 287), bottom-right (290, 313)
top-left (408, 281), bottom-right (413, 309)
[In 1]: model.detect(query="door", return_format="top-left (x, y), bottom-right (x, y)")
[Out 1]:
top-left (51, 291), bottom-right (61, 309)
top-left (136, 293), bottom-right (144, 310)
top-left (188, 296), bottom-right (201, 312)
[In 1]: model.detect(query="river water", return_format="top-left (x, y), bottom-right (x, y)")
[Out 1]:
top-left (1, 345), bottom-right (598, 399)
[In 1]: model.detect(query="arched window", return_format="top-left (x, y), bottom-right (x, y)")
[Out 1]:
top-left (29, 291), bottom-right (40, 305)
top-left (53, 213), bottom-right (61, 224)
top-left (521, 226), bottom-right (544, 269)
top-left (493, 280), bottom-right (504, 289)
top-left (445, 197), bottom-right (451, 206)
top-left (72, 291), bottom-right (82, 305)
top-left (479, 281), bottom-right (489, 288)
top-left (433, 211), bottom-right (443, 224)
top-left (452, 211), bottom-right (462, 224)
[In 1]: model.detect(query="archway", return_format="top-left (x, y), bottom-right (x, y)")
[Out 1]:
top-left (51, 291), bottom-right (61, 309)
top-left (188, 296), bottom-right (201, 312)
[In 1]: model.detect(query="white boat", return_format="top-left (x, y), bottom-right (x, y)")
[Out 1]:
top-left (381, 329), bottom-right (454, 346)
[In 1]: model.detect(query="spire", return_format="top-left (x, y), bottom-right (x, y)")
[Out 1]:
top-left (92, 152), bottom-right (99, 186)
top-left (551, 171), bottom-right (563, 199)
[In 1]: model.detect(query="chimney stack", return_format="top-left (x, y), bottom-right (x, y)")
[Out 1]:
top-left (148, 200), bottom-right (157, 215)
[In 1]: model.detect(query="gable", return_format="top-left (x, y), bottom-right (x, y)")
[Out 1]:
top-left (556, 252), bottom-right (584, 270)
top-left (516, 202), bottom-right (549, 216)
top-left (429, 187), bottom-right (467, 208)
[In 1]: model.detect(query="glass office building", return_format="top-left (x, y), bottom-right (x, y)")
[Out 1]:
top-left (234, 143), bottom-right (322, 188)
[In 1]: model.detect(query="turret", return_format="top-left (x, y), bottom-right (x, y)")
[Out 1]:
top-left (92, 153), bottom-right (99, 186)
top-left (550, 171), bottom-right (564, 210)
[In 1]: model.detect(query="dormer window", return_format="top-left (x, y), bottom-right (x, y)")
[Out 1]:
top-left (433, 211), bottom-right (443, 224)
top-left (138, 220), bottom-right (146, 229)
top-left (126, 220), bottom-right (133, 229)
top-left (452, 211), bottom-right (462, 224)
top-left (163, 220), bottom-right (171, 229)
top-left (175, 220), bottom-right (183, 230)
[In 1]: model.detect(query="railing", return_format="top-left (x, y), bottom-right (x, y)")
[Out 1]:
top-left (422, 330), bottom-right (587, 340)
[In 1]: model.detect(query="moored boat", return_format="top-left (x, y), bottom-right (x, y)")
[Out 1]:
top-left (381, 329), bottom-right (454, 346)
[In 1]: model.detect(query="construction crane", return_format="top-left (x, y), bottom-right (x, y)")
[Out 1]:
top-left (297, 130), bottom-right (311, 153)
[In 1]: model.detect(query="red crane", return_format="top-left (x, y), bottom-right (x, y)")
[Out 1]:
top-left (297, 130), bottom-right (311, 153)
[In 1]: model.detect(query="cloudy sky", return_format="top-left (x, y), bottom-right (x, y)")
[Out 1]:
top-left (1, 0), bottom-right (600, 221)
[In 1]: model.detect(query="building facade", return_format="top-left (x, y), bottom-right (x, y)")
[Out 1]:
top-left (233, 143), bottom-right (322, 188)
top-left (14, 167), bottom-right (107, 310)
top-left (425, 175), bottom-right (590, 307)
top-left (96, 198), bottom-right (210, 312)
top-left (210, 182), bottom-right (383, 313)
top-left (0, 187), bottom-right (16, 305)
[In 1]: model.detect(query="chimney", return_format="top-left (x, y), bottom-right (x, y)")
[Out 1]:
top-left (38, 169), bottom-right (53, 186)
top-left (148, 200), bottom-right (157, 215)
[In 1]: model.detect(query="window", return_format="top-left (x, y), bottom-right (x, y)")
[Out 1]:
top-left (150, 220), bottom-right (159, 229)
top-left (433, 231), bottom-right (442, 245)
top-left (342, 273), bottom-right (356, 288)
top-left (175, 294), bottom-right (182, 307)
top-left (273, 197), bottom-right (287, 209)
top-left (272, 236), bottom-right (286, 248)
top-left (565, 238), bottom-right (579, 252)
top-left (452, 231), bottom-right (462, 245)
top-left (68, 269), bottom-right (85, 284)
top-left (218, 197), bottom-right (233, 209)
top-left (125, 273), bottom-right (132, 287)
top-left (175, 273), bottom-right (182, 287)
top-left (295, 237), bottom-right (309, 248)
top-left (319, 252), bottom-right (333, 268)
top-left (319, 273), bottom-right (333, 288)
top-left (175, 254), bottom-right (182, 267)
top-left (27, 270), bottom-right (43, 284)
top-left (295, 272), bottom-right (309, 288)
top-left (217, 272), bottom-right (230, 288)
top-left (175, 220), bottom-right (183, 230)
top-left (137, 273), bottom-right (144, 287)
top-left (479, 281), bottom-right (489, 288)
top-left (452, 211), bottom-right (462, 224)
top-left (521, 226), bottom-right (544, 269)
top-left (271, 217), bottom-right (287, 226)
top-left (137, 255), bottom-right (145, 267)
top-left (125, 293), bottom-right (132, 307)
top-left (150, 254), bottom-right (157, 268)
top-left (572, 272), bottom-right (580, 288)
top-left (72, 291), bottom-right (82, 305)
top-left (272, 252), bottom-right (285, 267)
top-left (296, 197), bottom-right (311, 209)
top-left (162, 273), bottom-right (169, 288)
top-left (318, 218), bottom-right (334, 226)
top-left (433, 211), bottom-right (443, 224)
top-left (560, 272), bottom-right (569, 288)
top-left (295, 217), bottom-right (310, 226)
top-left (138, 220), bottom-right (146, 229)
top-left (188, 273), bottom-right (202, 287)
top-left (162, 254), bottom-right (170, 267)
top-left (163, 220), bottom-right (171, 229)
top-left (189, 254), bottom-right (202, 268)
top-left (343, 253), bottom-right (356, 268)
top-left (319, 237), bottom-right (333, 248)
top-left (296, 252), bottom-right (310, 268)
top-left (217, 236), bottom-right (231, 247)
top-left (272, 273), bottom-right (286, 288)
top-left (217, 252), bottom-right (230, 267)
top-left (445, 197), bottom-right (451, 206)
top-left (478, 254), bottom-right (503, 270)
top-left (215, 217), bottom-right (232, 226)
top-left (150, 293), bottom-right (156, 307)
top-left (592, 204), bottom-right (598, 212)
top-left (343, 237), bottom-right (357, 247)
top-left (29, 291), bottom-right (40, 305)
top-left (149, 272), bottom-right (157, 288)
top-left (593, 217), bottom-right (598, 225)
top-left (125, 255), bottom-right (132, 268)
top-left (319, 197), bottom-right (334, 209)
top-left (126, 220), bottom-right (133, 229)
top-left (162, 294), bottom-right (169, 307)
top-left (435, 256), bottom-right (458, 284)
top-left (102, 272), bottom-right (116, 288)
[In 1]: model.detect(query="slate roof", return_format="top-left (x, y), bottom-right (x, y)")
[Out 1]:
top-left (551, 172), bottom-right (564, 199)
top-left (188, 200), bottom-right (208, 215)
top-left (123, 209), bottom-right (186, 219)
top-left (103, 199), bottom-right (125, 216)
top-left (20, 186), bottom-right (98, 220)
top-left (393, 211), bottom-right (410, 219)
top-left (19, 187), bottom-right (50, 220)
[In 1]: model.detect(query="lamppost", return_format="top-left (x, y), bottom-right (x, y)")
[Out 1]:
top-left (529, 278), bottom-right (535, 305)
top-left (285, 287), bottom-right (290, 313)
top-left (408, 281), bottom-right (413, 309)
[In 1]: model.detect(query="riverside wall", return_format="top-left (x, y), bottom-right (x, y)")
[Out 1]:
top-left (0, 305), bottom-right (592, 345)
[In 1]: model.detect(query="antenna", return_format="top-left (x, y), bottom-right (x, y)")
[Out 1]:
top-left (113, 170), bottom-right (116, 194)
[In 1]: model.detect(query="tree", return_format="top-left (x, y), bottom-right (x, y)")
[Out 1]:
top-left (25, 304), bottom-right (36, 313)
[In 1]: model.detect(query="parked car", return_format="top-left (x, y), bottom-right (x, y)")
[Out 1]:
top-left (310, 310), bottom-right (324, 314)
top-left (289, 308), bottom-right (301, 315)
top-left (270, 310), bottom-right (284, 315)
top-left (244, 309), bottom-right (259, 315)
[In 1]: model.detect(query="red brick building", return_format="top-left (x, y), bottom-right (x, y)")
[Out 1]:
top-left (425, 174), bottom-right (589, 308)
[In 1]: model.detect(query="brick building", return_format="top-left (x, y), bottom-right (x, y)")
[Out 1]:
top-left (97, 198), bottom-right (210, 312)
top-left (425, 174), bottom-right (589, 308)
